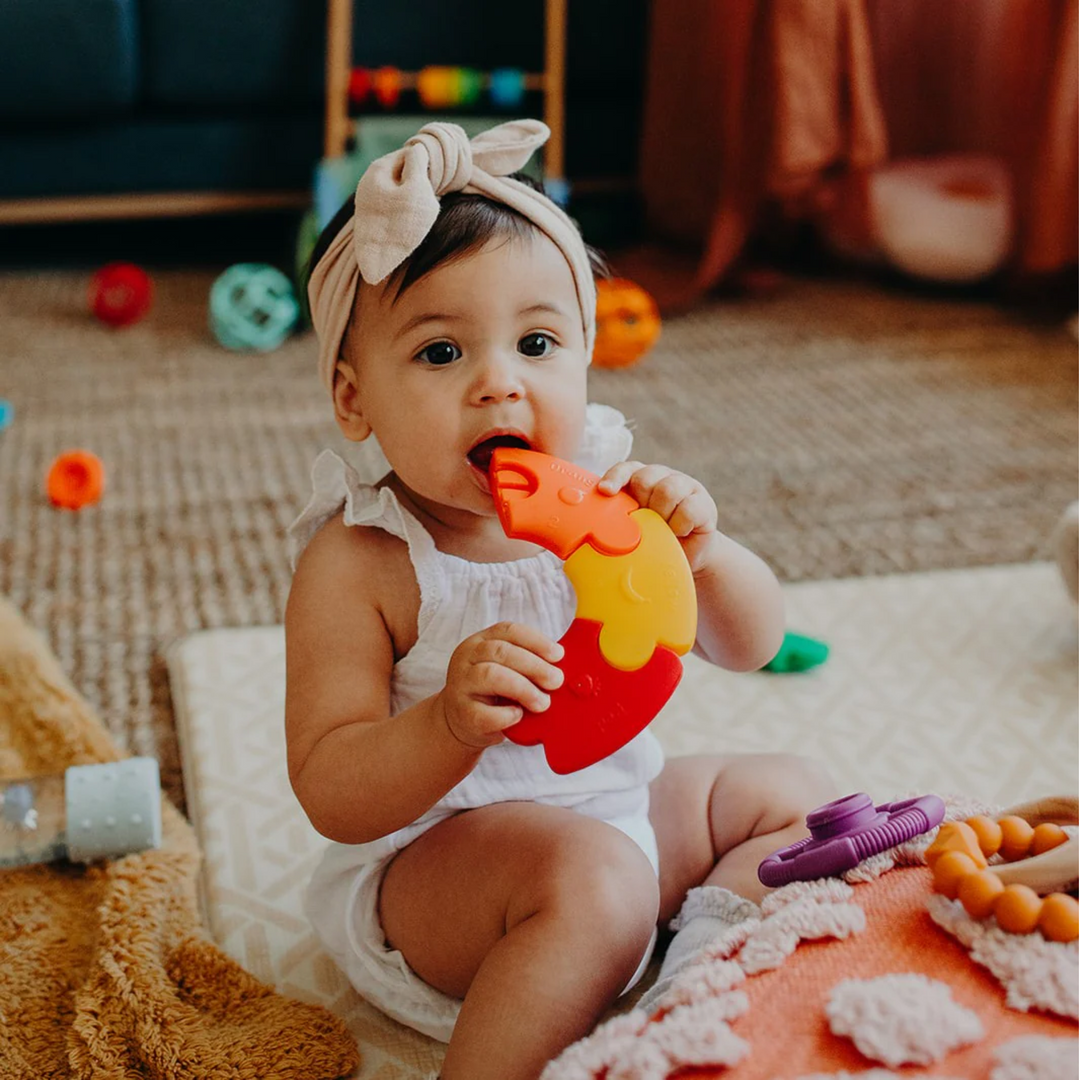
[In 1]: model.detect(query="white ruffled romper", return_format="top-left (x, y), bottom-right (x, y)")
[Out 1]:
top-left (288, 405), bottom-right (665, 1042)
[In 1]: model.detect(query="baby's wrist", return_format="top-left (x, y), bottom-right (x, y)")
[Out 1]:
top-left (689, 529), bottom-right (727, 579)
top-left (431, 691), bottom-right (488, 756)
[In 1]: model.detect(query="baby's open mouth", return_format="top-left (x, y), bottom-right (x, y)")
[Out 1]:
top-left (467, 434), bottom-right (531, 474)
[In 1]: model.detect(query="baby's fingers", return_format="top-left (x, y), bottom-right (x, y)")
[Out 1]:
top-left (474, 662), bottom-right (554, 714)
top-left (479, 621), bottom-right (564, 666)
top-left (642, 472), bottom-right (698, 522)
top-left (597, 460), bottom-right (645, 496)
top-left (475, 637), bottom-right (565, 693)
top-left (667, 489), bottom-right (718, 538)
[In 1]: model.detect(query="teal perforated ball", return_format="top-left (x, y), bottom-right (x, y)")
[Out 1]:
top-left (209, 264), bottom-right (300, 351)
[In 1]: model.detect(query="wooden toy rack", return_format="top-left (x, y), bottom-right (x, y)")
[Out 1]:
top-left (322, 0), bottom-right (568, 183)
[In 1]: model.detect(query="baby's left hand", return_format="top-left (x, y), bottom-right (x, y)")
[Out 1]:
top-left (598, 461), bottom-right (719, 575)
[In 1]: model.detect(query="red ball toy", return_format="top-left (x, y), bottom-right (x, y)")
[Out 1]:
top-left (88, 262), bottom-right (153, 327)
top-left (348, 67), bottom-right (371, 106)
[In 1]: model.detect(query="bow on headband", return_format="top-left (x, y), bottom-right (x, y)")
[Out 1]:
top-left (307, 119), bottom-right (596, 394)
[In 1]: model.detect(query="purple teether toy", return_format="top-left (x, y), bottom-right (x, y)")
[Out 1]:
top-left (757, 792), bottom-right (946, 887)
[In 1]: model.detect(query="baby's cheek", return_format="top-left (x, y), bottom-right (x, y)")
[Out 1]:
top-left (551, 397), bottom-right (589, 458)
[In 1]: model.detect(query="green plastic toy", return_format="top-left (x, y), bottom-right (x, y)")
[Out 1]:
top-left (763, 631), bottom-right (830, 673)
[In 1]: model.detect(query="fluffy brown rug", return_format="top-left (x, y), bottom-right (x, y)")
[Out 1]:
top-left (0, 593), bottom-right (360, 1080)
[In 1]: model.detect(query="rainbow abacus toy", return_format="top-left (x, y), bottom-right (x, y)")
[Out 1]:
top-left (489, 448), bottom-right (698, 774)
top-left (347, 65), bottom-right (533, 112)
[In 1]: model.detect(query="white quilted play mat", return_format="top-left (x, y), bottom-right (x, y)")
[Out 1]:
top-left (167, 562), bottom-right (1078, 1080)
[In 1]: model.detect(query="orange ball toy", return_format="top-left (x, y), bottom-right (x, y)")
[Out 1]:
top-left (46, 450), bottom-right (106, 510)
top-left (1038, 893), bottom-right (1080, 943)
top-left (965, 815), bottom-right (1003, 858)
top-left (371, 66), bottom-right (402, 109)
top-left (993, 884), bottom-right (1043, 934)
top-left (936, 810), bottom-right (1079, 942)
top-left (593, 278), bottom-right (661, 369)
top-left (997, 816), bottom-right (1036, 862)
top-left (933, 850), bottom-right (980, 900)
top-left (957, 869), bottom-right (1005, 920)
top-left (1030, 822), bottom-right (1069, 856)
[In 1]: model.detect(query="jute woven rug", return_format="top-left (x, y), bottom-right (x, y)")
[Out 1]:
top-left (0, 269), bottom-right (1075, 813)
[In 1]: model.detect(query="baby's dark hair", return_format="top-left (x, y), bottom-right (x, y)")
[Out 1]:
top-left (306, 171), bottom-right (607, 302)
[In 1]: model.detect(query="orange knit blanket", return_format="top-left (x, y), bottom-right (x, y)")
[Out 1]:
top-left (0, 595), bottom-right (360, 1080)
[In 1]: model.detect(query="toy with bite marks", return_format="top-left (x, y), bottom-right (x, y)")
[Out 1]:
top-left (489, 447), bottom-right (697, 773)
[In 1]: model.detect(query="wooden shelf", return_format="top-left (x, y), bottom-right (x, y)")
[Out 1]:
top-left (0, 190), bottom-right (311, 226)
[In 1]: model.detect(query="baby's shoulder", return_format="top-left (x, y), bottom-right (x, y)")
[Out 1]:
top-left (291, 511), bottom-right (420, 656)
top-left (298, 511), bottom-right (412, 585)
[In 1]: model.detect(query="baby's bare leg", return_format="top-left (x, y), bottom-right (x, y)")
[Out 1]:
top-left (650, 752), bottom-right (837, 915)
top-left (637, 752), bottom-right (836, 1016)
top-left (379, 802), bottom-right (660, 1080)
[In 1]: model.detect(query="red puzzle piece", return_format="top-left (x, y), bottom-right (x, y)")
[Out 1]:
top-left (489, 447), bottom-right (641, 560)
top-left (505, 618), bottom-right (683, 774)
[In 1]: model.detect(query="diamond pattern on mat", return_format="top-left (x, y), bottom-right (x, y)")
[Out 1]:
top-left (660, 564), bottom-right (1077, 802)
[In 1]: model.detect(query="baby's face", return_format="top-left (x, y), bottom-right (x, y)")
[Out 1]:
top-left (342, 231), bottom-right (589, 521)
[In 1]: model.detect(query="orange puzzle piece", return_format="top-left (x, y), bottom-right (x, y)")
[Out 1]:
top-left (489, 447), bottom-right (641, 560)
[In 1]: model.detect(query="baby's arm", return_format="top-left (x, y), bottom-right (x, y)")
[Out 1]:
top-left (598, 461), bottom-right (785, 672)
top-left (285, 517), bottom-right (562, 845)
top-left (681, 531), bottom-right (785, 671)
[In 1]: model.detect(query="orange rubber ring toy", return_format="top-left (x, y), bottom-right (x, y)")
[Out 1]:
top-left (46, 450), bottom-right (106, 509)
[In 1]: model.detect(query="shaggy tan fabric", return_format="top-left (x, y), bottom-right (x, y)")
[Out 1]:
top-left (0, 594), bottom-right (359, 1080)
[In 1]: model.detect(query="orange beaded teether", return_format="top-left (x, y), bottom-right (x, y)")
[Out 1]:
top-left (1038, 893), bottom-right (1080, 943)
top-left (929, 811), bottom-right (1079, 942)
top-left (997, 816), bottom-right (1036, 862)
top-left (994, 884), bottom-right (1043, 934)
top-left (925, 821), bottom-right (988, 871)
top-left (964, 815), bottom-right (1003, 858)
top-left (957, 869), bottom-right (1005, 920)
top-left (1030, 822), bottom-right (1069, 856)
top-left (933, 850), bottom-right (981, 900)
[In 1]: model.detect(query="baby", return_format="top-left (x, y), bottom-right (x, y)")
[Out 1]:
top-left (286, 119), bottom-right (834, 1080)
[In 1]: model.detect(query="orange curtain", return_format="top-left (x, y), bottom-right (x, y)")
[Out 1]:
top-left (866, 0), bottom-right (1078, 276)
top-left (629, 0), bottom-right (1077, 307)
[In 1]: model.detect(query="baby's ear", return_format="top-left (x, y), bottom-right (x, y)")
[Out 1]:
top-left (332, 361), bottom-right (372, 441)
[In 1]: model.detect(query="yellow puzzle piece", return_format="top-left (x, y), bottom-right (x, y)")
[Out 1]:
top-left (564, 508), bottom-right (698, 670)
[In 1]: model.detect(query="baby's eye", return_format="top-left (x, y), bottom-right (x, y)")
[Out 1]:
top-left (416, 341), bottom-right (462, 366)
top-left (519, 332), bottom-right (555, 358)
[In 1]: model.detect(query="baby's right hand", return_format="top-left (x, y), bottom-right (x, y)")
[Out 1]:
top-left (439, 622), bottom-right (565, 749)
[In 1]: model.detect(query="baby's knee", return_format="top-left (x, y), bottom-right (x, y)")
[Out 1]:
top-left (534, 823), bottom-right (660, 949)
top-left (778, 752), bottom-right (835, 796)
top-left (756, 752), bottom-right (837, 822)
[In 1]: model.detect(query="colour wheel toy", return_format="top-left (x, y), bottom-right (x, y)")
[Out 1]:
top-left (489, 448), bottom-right (698, 773)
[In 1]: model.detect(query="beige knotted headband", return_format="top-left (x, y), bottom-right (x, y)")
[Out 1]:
top-left (307, 119), bottom-right (596, 395)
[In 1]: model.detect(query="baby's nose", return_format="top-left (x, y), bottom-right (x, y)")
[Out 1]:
top-left (472, 354), bottom-right (525, 403)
